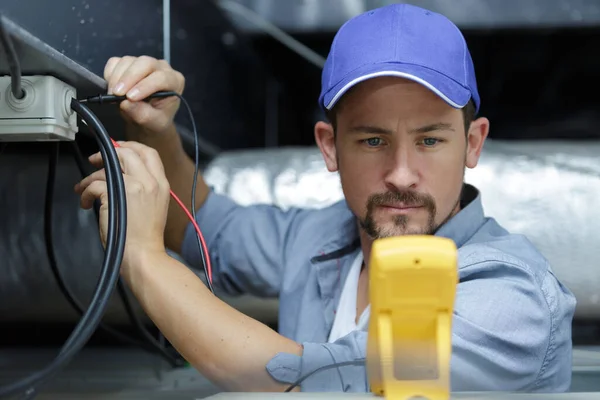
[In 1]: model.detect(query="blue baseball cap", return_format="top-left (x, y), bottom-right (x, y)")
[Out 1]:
top-left (319, 4), bottom-right (480, 114)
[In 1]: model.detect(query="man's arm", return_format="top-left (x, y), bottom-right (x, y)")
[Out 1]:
top-left (76, 139), bottom-right (305, 392)
top-left (123, 249), bottom-right (302, 392)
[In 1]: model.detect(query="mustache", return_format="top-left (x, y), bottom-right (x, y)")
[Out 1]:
top-left (367, 190), bottom-right (436, 211)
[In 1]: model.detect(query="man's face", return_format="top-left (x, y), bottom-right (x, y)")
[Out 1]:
top-left (316, 77), bottom-right (487, 239)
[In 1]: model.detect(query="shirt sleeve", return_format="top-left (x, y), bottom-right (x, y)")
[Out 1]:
top-left (180, 189), bottom-right (310, 297)
top-left (266, 331), bottom-right (369, 392)
top-left (449, 258), bottom-right (575, 392)
top-left (264, 258), bottom-right (575, 393)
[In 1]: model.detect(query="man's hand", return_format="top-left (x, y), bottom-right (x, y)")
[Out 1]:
top-left (100, 55), bottom-right (208, 254)
top-left (74, 141), bottom-right (171, 269)
top-left (104, 56), bottom-right (185, 135)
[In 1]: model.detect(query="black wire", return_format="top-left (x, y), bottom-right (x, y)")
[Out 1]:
top-left (0, 99), bottom-right (127, 399)
top-left (176, 93), bottom-right (214, 294)
top-left (0, 14), bottom-right (24, 99)
top-left (69, 141), bottom-right (184, 368)
top-left (56, 122), bottom-right (120, 356)
top-left (44, 141), bottom-right (149, 349)
top-left (283, 359), bottom-right (366, 392)
top-left (175, 123), bottom-right (220, 159)
top-left (21, 117), bottom-right (122, 400)
top-left (82, 91), bottom-right (214, 294)
top-left (23, 115), bottom-right (120, 400)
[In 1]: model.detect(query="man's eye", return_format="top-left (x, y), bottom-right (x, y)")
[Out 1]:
top-left (422, 138), bottom-right (440, 147)
top-left (363, 137), bottom-right (383, 147)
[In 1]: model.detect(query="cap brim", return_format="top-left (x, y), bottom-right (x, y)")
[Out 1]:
top-left (322, 62), bottom-right (472, 111)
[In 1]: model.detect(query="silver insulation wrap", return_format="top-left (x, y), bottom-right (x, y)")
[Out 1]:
top-left (0, 139), bottom-right (598, 323)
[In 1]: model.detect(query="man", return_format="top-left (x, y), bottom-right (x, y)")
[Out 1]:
top-left (75, 3), bottom-right (576, 393)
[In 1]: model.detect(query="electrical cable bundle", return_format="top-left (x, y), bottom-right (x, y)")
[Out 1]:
top-left (14, 92), bottom-right (215, 397)
top-left (45, 140), bottom-right (185, 367)
top-left (0, 98), bottom-right (128, 399)
top-left (45, 141), bottom-right (142, 348)
top-left (1, 11), bottom-right (205, 399)
top-left (71, 139), bottom-right (186, 366)
top-left (4, 89), bottom-right (216, 397)
top-left (1, 18), bottom-right (213, 393)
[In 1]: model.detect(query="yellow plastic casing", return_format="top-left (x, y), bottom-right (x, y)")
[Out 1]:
top-left (366, 235), bottom-right (458, 400)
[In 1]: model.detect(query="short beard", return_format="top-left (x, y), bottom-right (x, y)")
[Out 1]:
top-left (358, 189), bottom-right (438, 239)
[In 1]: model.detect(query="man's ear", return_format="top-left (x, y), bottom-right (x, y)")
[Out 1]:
top-left (314, 121), bottom-right (338, 172)
top-left (465, 116), bottom-right (490, 169)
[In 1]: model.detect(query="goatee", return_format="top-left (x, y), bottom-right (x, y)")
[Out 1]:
top-left (359, 189), bottom-right (437, 239)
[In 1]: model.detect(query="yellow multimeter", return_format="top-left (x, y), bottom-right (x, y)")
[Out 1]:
top-left (366, 235), bottom-right (458, 400)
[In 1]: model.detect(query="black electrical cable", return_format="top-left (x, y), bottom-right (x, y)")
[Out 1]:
top-left (70, 140), bottom-right (184, 368)
top-left (0, 99), bottom-right (127, 399)
top-left (82, 91), bottom-right (214, 293)
top-left (25, 101), bottom-right (127, 399)
top-left (57, 127), bottom-right (119, 357)
top-left (9, 91), bottom-right (208, 398)
top-left (22, 114), bottom-right (121, 400)
top-left (283, 359), bottom-right (366, 392)
top-left (44, 141), bottom-right (148, 349)
top-left (22, 100), bottom-right (127, 398)
top-left (0, 14), bottom-right (25, 99)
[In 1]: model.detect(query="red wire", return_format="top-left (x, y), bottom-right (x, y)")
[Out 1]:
top-left (168, 187), bottom-right (213, 283)
top-left (109, 138), bottom-right (212, 284)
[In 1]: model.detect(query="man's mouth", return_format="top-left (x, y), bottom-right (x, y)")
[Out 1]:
top-left (379, 203), bottom-right (423, 213)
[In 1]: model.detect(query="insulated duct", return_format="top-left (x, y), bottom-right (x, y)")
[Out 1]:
top-left (199, 139), bottom-right (600, 321)
top-left (0, 139), bottom-right (598, 324)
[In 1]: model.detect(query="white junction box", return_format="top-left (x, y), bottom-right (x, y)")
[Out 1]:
top-left (0, 75), bottom-right (78, 141)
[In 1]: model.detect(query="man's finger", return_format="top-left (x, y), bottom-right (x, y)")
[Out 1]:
top-left (89, 149), bottom-right (126, 172)
top-left (117, 141), bottom-right (169, 186)
top-left (103, 57), bottom-right (121, 83)
top-left (88, 151), bottom-right (104, 167)
top-left (80, 180), bottom-right (108, 210)
top-left (75, 169), bottom-right (107, 194)
top-left (125, 69), bottom-right (184, 102)
top-left (114, 147), bottom-right (155, 185)
top-left (107, 56), bottom-right (136, 95)
top-left (83, 144), bottom-right (164, 191)
top-left (115, 56), bottom-right (160, 100)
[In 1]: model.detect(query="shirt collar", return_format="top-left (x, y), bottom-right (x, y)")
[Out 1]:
top-left (311, 183), bottom-right (485, 263)
top-left (433, 183), bottom-right (484, 248)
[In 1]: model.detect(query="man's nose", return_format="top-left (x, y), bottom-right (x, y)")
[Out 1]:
top-left (383, 146), bottom-right (419, 190)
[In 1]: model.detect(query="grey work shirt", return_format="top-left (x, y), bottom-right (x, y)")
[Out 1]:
top-left (181, 183), bottom-right (576, 392)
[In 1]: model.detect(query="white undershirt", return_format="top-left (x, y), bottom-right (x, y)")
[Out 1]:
top-left (327, 252), bottom-right (371, 343)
